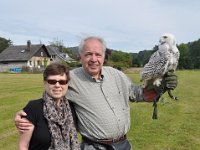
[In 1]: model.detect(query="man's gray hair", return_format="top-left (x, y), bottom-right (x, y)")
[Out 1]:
top-left (78, 36), bottom-right (106, 56)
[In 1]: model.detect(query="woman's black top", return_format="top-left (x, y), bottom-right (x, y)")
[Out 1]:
top-left (23, 99), bottom-right (51, 150)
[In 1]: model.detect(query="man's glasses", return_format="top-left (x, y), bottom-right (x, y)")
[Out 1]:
top-left (47, 80), bottom-right (68, 85)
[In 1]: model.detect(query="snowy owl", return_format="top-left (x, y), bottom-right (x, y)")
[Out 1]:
top-left (140, 33), bottom-right (180, 100)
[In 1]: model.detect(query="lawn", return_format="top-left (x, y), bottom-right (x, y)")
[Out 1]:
top-left (0, 70), bottom-right (200, 150)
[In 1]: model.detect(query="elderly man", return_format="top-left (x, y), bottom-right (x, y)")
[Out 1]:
top-left (15, 36), bottom-right (178, 150)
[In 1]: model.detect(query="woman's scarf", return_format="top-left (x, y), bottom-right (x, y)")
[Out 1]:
top-left (43, 92), bottom-right (80, 150)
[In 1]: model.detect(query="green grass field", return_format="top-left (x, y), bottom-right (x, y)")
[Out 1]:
top-left (0, 70), bottom-right (200, 150)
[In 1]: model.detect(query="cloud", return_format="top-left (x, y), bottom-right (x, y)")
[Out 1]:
top-left (1, 0), bottom-right (200, 52)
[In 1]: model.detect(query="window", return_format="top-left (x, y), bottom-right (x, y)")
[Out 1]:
top-left (37, 60), bottom-right (41, 66)
top-left (21, 49), bottom-right (25, 53)
top-left (41, 52), bottom-right (43, 56)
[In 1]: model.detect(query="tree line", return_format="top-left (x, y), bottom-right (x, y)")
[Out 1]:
top-left (0, 36), bottom-right (200, 70)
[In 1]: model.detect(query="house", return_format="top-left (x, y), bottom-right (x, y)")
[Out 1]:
top-left (46, 45), bottom-right (75, 63)
top-left (0, 40), bottom-right (73, 72)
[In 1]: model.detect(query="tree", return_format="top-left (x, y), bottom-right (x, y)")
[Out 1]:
top-left (49, 38), bottom-right (65, 52)
top-left (188, 40), bottom-right (200, 69)
top-left (177, 43), bottom-right (191, 69)
top-left (0, 37), bottom-right (12, 53)
top-left (111, 50), bottom-right (132, 69)
top-left (137, 50), bottom-right (154, 67)
top-left (132, 53), bottom-right (141, 67)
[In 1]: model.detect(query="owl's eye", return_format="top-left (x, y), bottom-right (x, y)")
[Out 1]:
top-left (163, 36), bottom-right (168, 39)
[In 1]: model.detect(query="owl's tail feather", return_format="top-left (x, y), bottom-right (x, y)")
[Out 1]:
top-left (152, 100), bottom-right (158, 119)
top-left (168, 90), bottom-right (178, 100)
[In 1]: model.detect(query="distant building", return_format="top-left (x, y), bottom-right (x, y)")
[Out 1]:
top-left (0, 40), bottom-right (74, 72)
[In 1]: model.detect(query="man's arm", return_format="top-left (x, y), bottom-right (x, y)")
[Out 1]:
top-left (15, 110), bottom-right (33, 132)
top-left (129, 72), bottom-right (178, 102)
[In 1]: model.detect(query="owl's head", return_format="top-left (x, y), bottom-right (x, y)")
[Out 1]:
top-left (159, 33), bottom-right (176, 46)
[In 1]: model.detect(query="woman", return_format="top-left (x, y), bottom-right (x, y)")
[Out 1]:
top-left (19, 63), bottom-right (80, 150)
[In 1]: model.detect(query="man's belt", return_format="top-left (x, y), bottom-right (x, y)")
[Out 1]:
top-left (82, 135), bottom-right (127, 145)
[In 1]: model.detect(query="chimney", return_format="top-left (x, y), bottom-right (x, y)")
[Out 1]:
top-left (59, 45), bottom-right (63, 52)
top-left (27, 40), bottom-right (31, 51)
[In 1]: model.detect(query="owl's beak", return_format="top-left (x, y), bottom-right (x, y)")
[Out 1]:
top-left (159, 40), bottom-right (166, 45)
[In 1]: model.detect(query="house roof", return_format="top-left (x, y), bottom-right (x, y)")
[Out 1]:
top-left (46, 46), bottom-right (74, 62)
top-left (0, 44), bottom-right (47, 62)
top-left (46, 46), bottom-right (59, 55)
top-left (0, 42), bottom-right (75, 63)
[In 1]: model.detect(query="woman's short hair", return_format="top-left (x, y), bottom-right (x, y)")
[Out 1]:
top-left (43, 63), bottom-right (70, 82)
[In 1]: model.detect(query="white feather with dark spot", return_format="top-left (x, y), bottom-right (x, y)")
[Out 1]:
top-left (140, 33), bottom-right (180, 88)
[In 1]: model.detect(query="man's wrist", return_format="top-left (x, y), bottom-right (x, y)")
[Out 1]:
top-left (143, 85), bottom-right (165, 102)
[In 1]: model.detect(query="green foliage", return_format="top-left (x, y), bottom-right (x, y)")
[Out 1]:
top-left (136, 50), bottom-right (154, 67)
top-left (43, 58), bottom-right (48, 67)
top-left (63, 47), bottom-right (79, 60)
top-left (110, 50), bottom-right (132, 69)
top-left (188, 39), bottom-right (200, 69)
top-left (0, 37), bottom-right (12, 53)
top-left (177, 43), bottom-right (191, 69)
top-left (132, 53), bottom-right (141, 67)
top-left (66, 61), bottom-right (82, 69)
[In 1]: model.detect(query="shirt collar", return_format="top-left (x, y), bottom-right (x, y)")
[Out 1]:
top-left (81, 67), bottom-right (104, 82)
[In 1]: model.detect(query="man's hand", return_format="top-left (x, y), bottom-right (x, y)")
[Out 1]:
top-left (163, 71), bottom-right (178, 100)
top-left (14, 110), bottom-right (32, 132)
top-left (163, 71), bottom-right (178, 90)
top-left (143, 71), bottom-right (178, 102)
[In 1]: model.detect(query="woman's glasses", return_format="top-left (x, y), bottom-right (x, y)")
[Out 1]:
top-left (47, 80), bottom-right (68, 85)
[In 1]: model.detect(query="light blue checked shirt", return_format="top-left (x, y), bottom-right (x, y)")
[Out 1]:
top-left (66, 66), bottom-right (144, 140)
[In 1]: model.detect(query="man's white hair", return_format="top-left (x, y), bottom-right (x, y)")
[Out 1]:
top-left (78, 36), bottom-right (106, 56)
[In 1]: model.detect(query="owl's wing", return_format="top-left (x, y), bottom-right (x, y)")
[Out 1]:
top-left (174, 46), bottom-right (180, 65)
top-left (141, 45), bottom-right (170, 82)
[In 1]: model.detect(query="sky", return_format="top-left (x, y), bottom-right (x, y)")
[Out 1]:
top-left (0, 0), bottom-right (200, 53)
